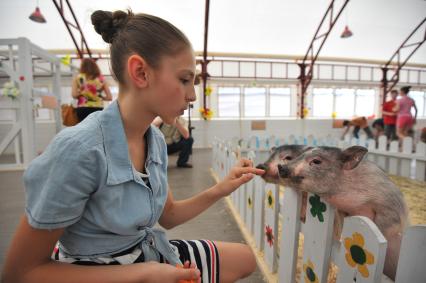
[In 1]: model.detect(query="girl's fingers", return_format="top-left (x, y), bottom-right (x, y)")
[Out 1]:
top-left (233, 166), bottom-right (265, 177)
top-left (237, 158), bottom-right (253, 168)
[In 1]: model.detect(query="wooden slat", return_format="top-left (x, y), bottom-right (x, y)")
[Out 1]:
top-left (415, 142), bottom-right (426, 181)
top-left (388, 141), bottom-right (399, 175)
top-left (301, 193), bottom-right (335, 283)
top-left (395, 225), bottom-right (426, 283)
top-left (336, 216), bottom-right (387, 283)
top-left (278, 186), bottom-right (302, 283)
top-left (263, 183), bottom-right (279, 272)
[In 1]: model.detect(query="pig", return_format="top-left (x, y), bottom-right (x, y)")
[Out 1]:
top-left (256, 145), bottom-right (309, 184)
top-left (277, 145), bottom-right (408, 280)
top-left (256, 145), bottom-right (311, 222)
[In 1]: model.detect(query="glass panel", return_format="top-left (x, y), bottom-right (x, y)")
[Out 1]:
top-left (244, 87), bottom-right (266, 117)
top-left (312, 88), bottom-right (333, 117)
top-left (410, 91), bottom-right (425, 117)
top-left (355, 89), bottom-right (375, 117)
top-left (270, 87), bottom-right (291, 116)
top-left (218, 87), bottom-right (240, 117)
top-left (335, 88), bottom-right (355, 118)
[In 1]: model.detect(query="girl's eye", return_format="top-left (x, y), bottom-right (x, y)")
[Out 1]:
top-left (310, 159), bottom-right (322, 166)
top-left (181, 79), bottom-right (190, 85)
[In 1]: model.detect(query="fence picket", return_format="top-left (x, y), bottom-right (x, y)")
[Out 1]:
top-left (335, 216), bottom-right (387, 283)
top-left (264, 183), bottom-right (280, 272)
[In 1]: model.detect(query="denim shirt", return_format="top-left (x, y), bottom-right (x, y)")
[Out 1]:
top-left (24, 101), bottom-right (180, 265)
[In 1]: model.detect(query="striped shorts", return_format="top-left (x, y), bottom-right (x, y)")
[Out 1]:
top-left (52, 239), bottom-right (220, 283)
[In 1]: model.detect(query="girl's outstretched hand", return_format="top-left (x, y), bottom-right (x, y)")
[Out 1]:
top-left (217, 158), bottom-right (265, 196)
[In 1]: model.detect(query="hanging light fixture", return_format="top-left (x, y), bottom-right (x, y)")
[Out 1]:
top-left (341, 25), bottom-right (353, 38)
top-left (29, 0), bottom-right (46, 23)
top-left (340, 9), bottom-right (353, 38)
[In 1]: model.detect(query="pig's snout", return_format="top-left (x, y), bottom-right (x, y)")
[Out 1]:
top-left (256, 163), bottom-right (268, 172)
top-left (278, 164), bottom-right (291, 178)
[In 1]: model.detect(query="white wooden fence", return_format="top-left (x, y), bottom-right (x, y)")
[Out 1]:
top-left (211, 137), bottom-right (426, 283)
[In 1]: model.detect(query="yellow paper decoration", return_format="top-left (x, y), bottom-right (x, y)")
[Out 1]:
top-left (199, 107), bottom-right (213, 120)
top-left (332, 112), bottom-right (337, 119)
top-left (205, 86), bottom-right (212, 96)
top-left (61, 54), bottom-right (71, 66)
top-left (303, 107), bottom-right (309, 117)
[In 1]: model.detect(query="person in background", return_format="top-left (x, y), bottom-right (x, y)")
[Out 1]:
top-left (394, 86), bottom-right (417, 142)
top-left (372, 118), bottom-right (384, 142)
top-left (71, 58), bottom-right (112, 122)
top-left (341, 116), bottom-right (374, 140)
top-left (382, 89), bottom-right (398, 141)
top-left (2, 9), bottom-right (265, 283)
top-left (153, 116), bottom-right (194, 168)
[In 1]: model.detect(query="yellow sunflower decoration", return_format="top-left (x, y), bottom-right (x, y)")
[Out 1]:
top-left (303, 259), bottom-right (319, 283)
top-left (266, 190), bottom-right (274, 209)
top-left (344, 232), bottom-right (375, 278)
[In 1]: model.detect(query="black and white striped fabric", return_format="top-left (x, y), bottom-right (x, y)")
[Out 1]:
top-left (52, 239), bottom-right (220, 283)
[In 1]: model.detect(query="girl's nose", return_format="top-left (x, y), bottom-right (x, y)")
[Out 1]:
top-left (187, 87), bottom-right (196, 102)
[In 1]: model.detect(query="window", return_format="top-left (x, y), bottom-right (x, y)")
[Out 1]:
top-left (312, 88), bottom-right (333, 117)
top-left (218, 87), bottom-right (240, 117)
top-left (244, 87), bottom-right (266, 117)
top-left (335, 88), bottom-right (355, 117)
top-left (270, 87), bottom-right (291, 116)
top-left (354, 89), bottom-right (375, 117)
top-left (411, 90), bottom-right (425, 117)
top-left (312, 87), bottom-right (376, 118)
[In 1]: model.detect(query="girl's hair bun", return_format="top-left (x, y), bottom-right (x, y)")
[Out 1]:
top-left (91, 10), bottom-right (132, 44)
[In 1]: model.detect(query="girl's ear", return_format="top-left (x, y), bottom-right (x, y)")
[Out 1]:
top-left (127, 54), bottom-right (150, 88)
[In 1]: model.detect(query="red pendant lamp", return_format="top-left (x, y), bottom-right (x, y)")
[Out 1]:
top-left (29, 1), bottom-right (46, 23)
top-left (340, 9), bottom-right (353, 39)
top-left (341, 25), bottom-right (353, 38)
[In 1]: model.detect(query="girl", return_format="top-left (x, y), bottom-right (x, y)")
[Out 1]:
top-left (71, 58), bottom-right (113, 122)
top-left (2, 10), bottom-right (264, 283)
top-left (394, 86), bottom-right (417, 142)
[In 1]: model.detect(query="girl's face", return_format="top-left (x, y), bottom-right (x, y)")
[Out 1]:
top-left (149, 48), bottom-right (197, 124)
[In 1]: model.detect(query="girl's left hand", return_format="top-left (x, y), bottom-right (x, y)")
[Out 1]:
top-left (217, 158), bottom-right (265, 196)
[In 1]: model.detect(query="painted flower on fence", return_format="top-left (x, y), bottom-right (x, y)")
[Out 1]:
top-left (309, 194), bottom-right (326, 222)
top-left (266, 190), bottom-right (274, 209)
top-left (344, 232), bottom-right (375, 278)
top-left (247, 196), bottom-right (253, 209)
top-left (265, 225), bottom-right (274, 247)
top-left (303, 259), bottom-right (319, 283)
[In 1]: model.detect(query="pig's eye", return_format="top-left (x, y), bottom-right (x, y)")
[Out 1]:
top-left (310, 159), bottom-right (322, 166)
top-left (284, 156), bottom-right (292, 160)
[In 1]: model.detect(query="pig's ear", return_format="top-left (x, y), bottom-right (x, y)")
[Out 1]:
top-left (340, 146), bottom-right (368, 170)
top-left (270, 146), bottom-right (277, 153)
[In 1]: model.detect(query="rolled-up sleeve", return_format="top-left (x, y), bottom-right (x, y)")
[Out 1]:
top-left (24, 134), bottom-right (101, 229)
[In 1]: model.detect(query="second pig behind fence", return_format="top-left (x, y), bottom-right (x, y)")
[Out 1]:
top-left (257, 145), bottom-right (408, 281)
